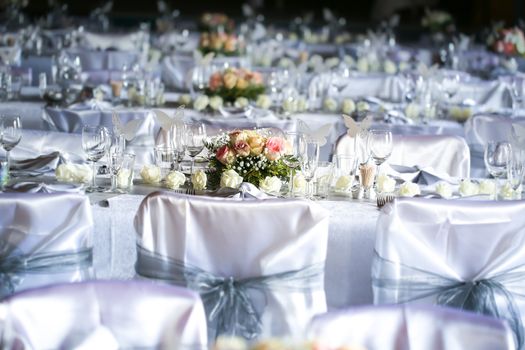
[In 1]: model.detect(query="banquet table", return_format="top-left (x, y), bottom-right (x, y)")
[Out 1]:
top-left (90, 190), bottom-right (379, 310)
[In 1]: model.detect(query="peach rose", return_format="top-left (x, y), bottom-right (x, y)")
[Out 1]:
top-left (229, 130), bottom-right (248, 144)
top-left (247, 134), bottom-right (265, 156)
top-left (209, 72), bottom-right (223, 91)
top-left (223, 72), bottom-right (238, 89)
top-left (224, 37), bottom-right (237, 52)
top-left (235, 78), bottom-right (248, 90)
top-left (216, 145), bottom-right (236, 165)
top-left (264, 136), bottom-right (285, 161)
top-left (249, 72), bottom-right (263, 85)
top-left (233, 140), bottom-right (251, 157)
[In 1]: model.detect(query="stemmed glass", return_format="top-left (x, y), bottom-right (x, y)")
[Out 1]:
top-left (171, 122), bottom-right (187, 171)
top-left (368, 130), bottom-right (393, 192)
top-left (282, 131), bottom-right (304, 197)
top-left (0, 116), bottom-right (22, 188)
top-left (507, 149), bottom-right (524, 199)
top-left (299, 136), bottom-right (320, 200)
top-left (510, 76), bottom-right (524, 113)
top-left (82, 125), bottom-right (110, 193)
top-left (484, 141), bottom-right (512, 199)
top-left (107, 152), bottom-right (124, 193)
top-left (440, 71), bottom-right (460, 103)
top-left (184, 122), bottom-right (206, 180)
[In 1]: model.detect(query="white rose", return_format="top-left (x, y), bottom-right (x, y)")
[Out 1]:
top-left (323, 97), bottom-right (338, 112)
top-left (140, 164), bottom-right (162, 184)
top-left (259, 176), bottom-right (282, 194)
top-left (405, 103), bottom-right (421, 120)
top-left (193, 95), bottom-right (209, 111)
top-left (308, 54), bottom-right (323, 69)
top-left (435, 182), bottom-right (453, 199)
top-left (383, 59), bottom-right (397, 74)
top-left (93, 87), bottom-right (104, 102)
top-left (449, 106), bottom-right (472, 122)
top-left (459, 179), bottom-right (479, 197)
top-left (356, 101), bottom-right (370, 112)
top-left (55, 164), bottom-right (92, 183)
top-left (208, 96), bottom-right (223, 111)
top-left (255, 94), bottom-right (272, 109)
top-left (220, 169), bottom-right (243, 189)
top-left (398, 182), bottom-right (421, 197)
top-left (479, 179), bottom-right (496, 196)
top-left (282, 98), bottom-right (297, 113)
top-left (500, 181), bottom-right (515, 200)
top-left (278, 57), bottom-right (295, 69)
top-left (214, 336), bottom-right (248, 350)
top-left (341, 98), bottom-right (356, 114)
top-left (165, 170), bottom-right (186, 189)
top-left (234, 97), bottom-right (249, 108)
top-left (259, 55), bottom-right (272, 67)
top-left (398, 61), bottom-right (410, 72)
top-left (116, 168), bottom-right (132, 189)
top-left (334, 175), bottom-right (353, 192)
top-left (369, 58), bottom-right (381, 72)
top-left (325, 57), bottom-right (340, 70)
top-left (296, 95), bottom-right (308, 112)
top-left (343, 55), bottom-right (355, 67)
top-left (376, 173), bottom-right (396, 193)
top-left (178, 94), bottom-right (192, 106)
top-left (56, 163), bottom-right (75, 182)
top-left (292, 172), bottom-right (306, 194)
top-left (356, 57), bottom-right (369, 72)
top-left (191, 169), bottom-right (207, 190)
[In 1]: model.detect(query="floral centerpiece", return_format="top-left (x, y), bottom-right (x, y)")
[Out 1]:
top-left (204, 129), bottom-right (291, 190)
top-left (487, 26), bottom-right (525, 57)
top-left (199, 12), bottom-right (235, 33)
top-left (199, 32), bottom-right (245, 57)
top-left (206, 68), bottom-right (265, 104)
top-left (421, 9), bottom-right (455, 34)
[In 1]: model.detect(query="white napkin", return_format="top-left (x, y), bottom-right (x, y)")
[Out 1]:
top-left (388, 164), bottom-right (458, 185)
top-left (7, 182), bottom-right (84, 194)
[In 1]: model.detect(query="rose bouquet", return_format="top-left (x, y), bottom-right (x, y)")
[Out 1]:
top-left (487, 26), bottom-right (525, 57)
top-left (205, 129), bottom-right (291, 190)
top-left (199, 12), bottom-right (235, 33)
top-left (206, 68), bottom-right (265, 103)
top-left (199, 32), bottom-right (245, 57)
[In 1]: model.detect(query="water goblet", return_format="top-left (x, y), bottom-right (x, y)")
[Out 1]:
top-left (82, 125), bottom-right (110, 192)
top-left (170, 122), bottom-right (187, 171)
top-left (184, 122), bottom-right (206, 180)
top-left (0, 115), bottom-right (22, 183)
top-left (368, 129), bottom-right (393, 192)
top-left (299, 137), bottom-right (320, 200)
top-left (107, 151), bottom-right (124, 193)
top-left (507, 150), bottom-right (525, 199)
top-left (484, 141), bottom-right (512, 199)
top-left (440, 71), bottom-right (460, 102)
top-left (155, 145), bottom-right (175, 179)
top-left (510, 76), bottom-right (524, 113)
top-left (282, 131), bottom-right (304, 197)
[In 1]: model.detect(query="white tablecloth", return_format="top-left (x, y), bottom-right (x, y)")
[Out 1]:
top-left (91, 194), bottom-right (379, 309)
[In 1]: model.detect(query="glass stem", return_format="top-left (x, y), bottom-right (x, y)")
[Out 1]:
top-left (91, 161), bottom-right (97, 188)
top-left (6, 150), bottom-right (10, 181)
top-left (289, 168), bottom-right (294, 196)
top-left (111, 173), bottom-right (117, 191)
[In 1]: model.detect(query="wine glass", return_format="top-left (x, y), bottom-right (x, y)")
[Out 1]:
top-left (171, 122), bottom-right (187, 171)
top-left (507, 149), bottom-right (524, 199)
top-left (107, 151), bottom-right (124, 193)
top-left (0, 115), bottom-right (22, 180)
top-left (282, 131), bottom-right (304, 197)
top-left (484, 141), bottom-right (512, 199)
top-left (440, 71), bottom-right (460, 102)
top-left (299, 137), bottom-right (320, 200)
top-left (510, 76), bottom-right (524, 113)
top-left (184, 122), bottom-right (206, 180)
top-left (368, 129), bottom-right (393, 193)
top-left (82, 125), bottom-right (110, 193)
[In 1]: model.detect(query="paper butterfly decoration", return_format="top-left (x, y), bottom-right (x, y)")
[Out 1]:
top-left (297, 119), bottom-right (332, 146)
top-left (112, 113), bottom-right (141, 141)
top-left (343, 114), bottom-right (373, 137)
top-left (193, 51), bottom-right (215, 66)
top-left (153, 106), bottom-right (185, 131)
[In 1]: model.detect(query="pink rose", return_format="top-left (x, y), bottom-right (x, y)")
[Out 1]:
top-left (233, 140), bottom-right (251, 157)
top-left (264, 136), bottom-right (285, 161)
top-left (209, 72), bottom-right (223, 91)
top-left (216, 145), bottom-right (235, 165)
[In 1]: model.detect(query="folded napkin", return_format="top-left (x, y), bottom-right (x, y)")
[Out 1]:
top-left (388, 164), bottom-right (458, 186)
top-left (10, 152), bottom-right (61, 174)
top-left (7, 182), bottom-right (83, 194)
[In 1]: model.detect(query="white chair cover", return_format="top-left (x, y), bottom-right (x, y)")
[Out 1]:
top-left (80, 31), bottom-right (147, 51)
top-left (0, 193), bottom-right (93, 297)
top-left (307, 304), bottom-right (514, 350)
top-left (335, 133), bottom-right (470, 178)
top-left (134, 192), bottom-right (329, 340)
top-left (0, 281), bottom-right (208, 349)
top-left (373, 198), bottom-right (525, 349)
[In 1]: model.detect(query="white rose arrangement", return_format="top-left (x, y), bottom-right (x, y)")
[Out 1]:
top-left (398, 182), bottom-right (421, 197)
top-left (323, 97), bottom-right (338, 112)
top-left (193, 95), bottom-right (209, 111)
top-left (343, 55), bottom-right (355, 68)
top-left (334, 175), bottom-right (353, 192)
top-left (324, 57), bottom-right (340, 70)
top-left (220, 169), bottom-right (243, 189)
top-left (435, 182), bottom-right (453, 199)
top-left (259, 176), bottom-right (282, 194)
top-left (405, 103), bottom-right (421, 120)
top-left (341, 98), bottom-right (356, 115)
top-left (383, 59), bottom-right (397, 74)
top-left (292, 173), bottom-right (306, 194)
top-left (255, 94), bottom-right (272, 109)
top-left (140, 164), bottom-right (162, 184)
top-left (165, 170), bottom-right (186, 189)
top-left (116, 169), bottom-right (132, 189)
top-left (459, 179), bottom-right (479, 197)
top-left (191, 169), bottom-right (208, 190)
top-left (282, 98), bottom-right (297, 113)
top-left (500, 182), bottom-right (518, 200)
top-left (479, 179), bottom-right (496, 197)
top-left (295, 96), bottom-right (308, 112)
top-left (376, 173), bottom-right (396, 193)
top-left (356, 57), bottom-right (369, 72)
top-left (234, 97), bottom-right (249, 108)
top-left (208, 96), bottom-right (223, 111)
top-left (356, 101), bottom-right (370, 112)
top-left (178, 94), bottom-right (192, 106)
top-left (55, 163), bottom-right (93, 183)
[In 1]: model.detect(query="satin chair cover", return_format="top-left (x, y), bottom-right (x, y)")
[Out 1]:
top-left (465, 114), bottom-right (525, 177)
top-left (335, 133), bottom-right (470, 178)
top-left (0, 193), bottom-right (93, 297)
top-left (80, 31), bottom-right (147, 51)
top-left (373, 198), bottom-right (525, 349)
top-left (0, 281), bottom-right (208, 349)
top-left (307, 304), bottom-right (514, 350)
top-left (134, 192), bottom-right (329, 340)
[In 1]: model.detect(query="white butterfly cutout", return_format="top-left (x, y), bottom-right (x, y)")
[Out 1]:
top-left (153, 106), bottom-right (185, 131)
top-left (297, 120), bottom-right (332, 146)
top-left (112, 113), bottom-right (141, 141)
top-left (193, 51), bottom-right (215, 66)
top-left (343, 114), bottom-right (373, 137)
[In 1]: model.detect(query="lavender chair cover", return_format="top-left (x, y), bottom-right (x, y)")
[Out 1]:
top-left (335, 133), bottom-right (470, 178)
top-left (373, 198), bottom-right (525, 349)
top-left (307, 304), bottom-right (514, 350)
top-left (0, 281), bottom-right (208, 349)
top-left (134, 192), bottom-right (329, 340)
top-left (0, 193), bottom-right (93, 298)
